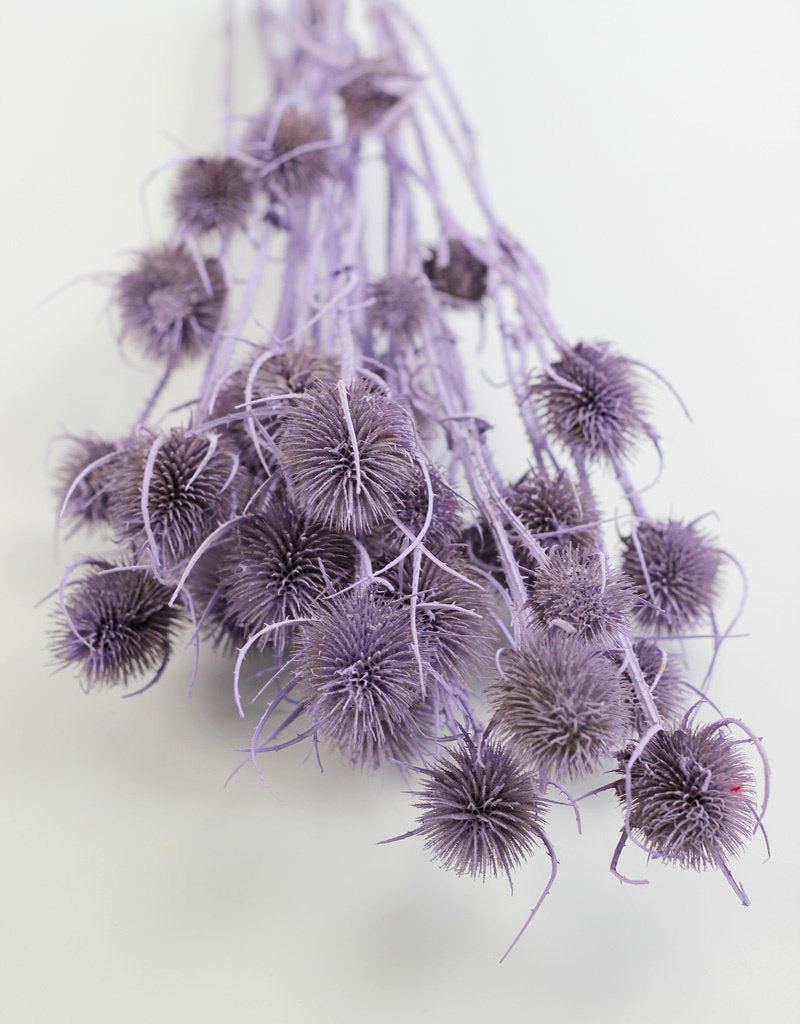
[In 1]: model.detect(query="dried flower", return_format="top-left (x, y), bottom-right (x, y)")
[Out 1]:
top-left (509, 469), bottom-right (598, 559)
top-left (338, 60), bottom-right (410, 129)
top-left (243, 107), bottom-right (333, 198)
top-left (610, 639), bottom-right (687, 731)
top-left (423, 238), bottom-right (487, 303)
top-left (367, 274), bottom-right (431, 337)
top-left (55, 436), bottom-right (118, 529)
top-left (171, 156), bottom-right (254, 236)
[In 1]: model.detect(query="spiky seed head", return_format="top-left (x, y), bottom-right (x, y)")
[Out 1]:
top-left (488, 631), bottom-right (628, 780)
top-left (221, 498), bottom-right (353, 644)
top-left (338, 60), bottom-right (410, 129)
top-left (423, 238), bottom-right (488, 303)
top-left (243, 107), bottom-right (332, 198)
top-left (296, 590), bottom-right (421, 767)
top-left (55, 436), bottom-right (117, 528)
top-left (182, 541), bottom-right (246, 652)
top-left (367, 274), bottom-right (431, 336)
top-left (621, 519), bottom-right (721, 632)
top-left (528, 547), bottom-right (633, 645)
top-left (413, 735), bottom-right (544, 880)
top-left (531, 342), bottom-right (647, 462)
top-left (107, 428), bottom-right (242, 567)
top-left (51, 563), bottom-right (183, 687)
top-left (116, 245), bottom-right (226, 367)
top-left (610, 640), bottom-right (687, 732)
top-left (278, 377), bottom-right (417, 533)
top-left (171, 156), bottom-right (254, 236)
top-left (509, 469), bottom-right (599, 560)
top-left (370, 465), bottom-right (463, 559)
top-left (616, 721), bottom-right (757, 870)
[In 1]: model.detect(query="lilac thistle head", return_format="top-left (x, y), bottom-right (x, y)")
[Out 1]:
top-left (367, 274), bottom-right (431, 337)
top-left (412, 734), bottom-right (544, 880)
top-left (610, 639), bottom-right (687, 732)
top-left (372, 465), bottom-right (462, 558)
top-left (243, 107), bottom-right (333, 199)
top-left (621, 518), bottom-right (721, 633)
top-left (116, 245), bottom-right (226, 367)
top-left (221, 497), bottom-right (353, 645)
top-left (615, 720), bottom-right (757, 870)
top-left (423, 238), bottom-right (488, 303)
top-left (108, 428), bottom-right (242, 567)
top-left (488, 631), bottom-right (628, 780)
top-left (531, 342), bottom-right (648, 462)
top-left (528, 547), bottom-right (633, 645)
top-left (278, 377), bottom-right (417, 533)
top-left (338, 60), bottom-right (411, 129)
top-left (55, 436), bottom-right (117, 529)
top-left (297, 589), bottom-right (421, 767)
top-left (51, 563), bottom-right (183, 687)
top-left (171, 156), bottom-right (254, 236)
top-left (509, 469), bottom-right (599, 560)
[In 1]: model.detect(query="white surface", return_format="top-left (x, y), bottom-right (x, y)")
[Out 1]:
top-left (2, 2), bottom-right (799, 1022)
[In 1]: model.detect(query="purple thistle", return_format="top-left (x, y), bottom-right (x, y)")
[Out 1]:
top-left (367, 274), bottom-right (431, 338)
top-left (296, 589), bottom-right (422, 767)
top-left (55, 436), bottom-right (118, 528)
top-left (621, 519), bottom-right (721, 632)
top-left (616, 720), bottom-right (757, 870)
top-left (243, 106), bottom-right (333, 198)
top-left (171, 156), bottom-right (254, 236)
top-left (488, 631), bottom-right (628, 780)
top-left (338, 60), bottom-right (410, 129)
top-left (423, 238), bottom-right (488, 303)
top-left (221, 497), bottom-right (354, 645)
top-left (412, 734), bottom-right (544, 880)
top-left (51, 563), bottom-right (183, 688)
top-left (182, 541), bottom-right (246, 652)
top-left (610, 639), bottom-right (688, 732)
top-left (371, 465), bottom-right (463, 558)
top-left (116, 245), bottom-right (227, 367)
top-left (508, 469), bottom-right (599, 560)
top-left (528, 546), bottom-right (633, 645)
top-left (531, 342), bottom-right (648, 462)
top-left (107, 428), bottom-right (242, 567)
top-left (278, 377), bottom-right (418, 533)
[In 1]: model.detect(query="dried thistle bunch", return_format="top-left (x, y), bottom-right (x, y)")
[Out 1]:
top-left (47, 0), bottom-right (768, 960)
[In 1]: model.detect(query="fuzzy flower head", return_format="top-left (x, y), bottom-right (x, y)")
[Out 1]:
top-left (621, 519), bottom-right (721, 633)
top-left (616, 720), bottom-right (757, 870)
top-left (297, 589), bottom-right (421, 767)
top-left (108, 428), bottom-right (242, 568)
top-left (610, 639), bottom-right (687, 733)
top-left (243, 106), bottom-right (332, 199)
top-left (509, 469), bottom-right (599, 561)
top-left (531, 342), bottom-right (648, 462)
top-left (423, 238), bottom-right (488, 303)
top-left (171, 156), bottom-right (254, 236)
top-left (367, 274), bottom-right (431, 337)
top-left (55, 436), bottom-right (118, 529)
top-left (116, 245), bottom-right (226, 367)
top-left (371, 465), bottom-right (462, 559)
top-left (51, 563), bottom-right (183, 688)
top-left (488, 631), bottom-right (628, 780)
top-left (528, 547), bottom-right (633, 645)
top-left (278, 377), bottom-right (417, 533)
top-left (338, 60), bottom-right (411, 129)
top-left (412, 734), bottom-right (544, 880)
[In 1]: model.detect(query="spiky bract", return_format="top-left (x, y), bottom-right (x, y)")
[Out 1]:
top-left (171, 156), bottom-right (254, 236)
top-left (489, 632), bottom-right (627, 780)
top-left (108, 428), bottom-right (242, 567)
top-left (297, 590), bottom-right (421, 766)
top-left (116, 245), bottom-right (226, 366)
top-left (413, 735), bottom-right (543, 880)
top-left (611, 639), bottom-right (687, 732)
top-left (509, 470), bottom-right (598, 561)
top-left (367, 274), bottom-right (431, 336)
top-left (621, 519), bottom-right (721, 632)
top-left (528, 547), bottom-right (632, 645)
top-left (423, 238), bottom-right (487, 303)
top-left (244, 107), bottom-right (332, 198)
top-left (616, 721), bottom-right (757, 870)
top-left (52, 563), bottom-right (182, 687)
top-left (55, 436), bottom-right (117, 528)
top-left (531, 342), bottom-right (647, 462)
top-left (278, 377), bottom-right (417, 532)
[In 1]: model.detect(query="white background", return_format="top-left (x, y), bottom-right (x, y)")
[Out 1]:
top-left (2, 1), bottom-right (798, 1021)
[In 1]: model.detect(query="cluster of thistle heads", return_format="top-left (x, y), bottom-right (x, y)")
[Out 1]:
top-left (48, 0), bottom-right (767, 958)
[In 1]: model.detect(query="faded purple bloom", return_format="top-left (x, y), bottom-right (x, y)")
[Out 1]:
top-left (297, 589), bottom-right (421, 766)
top-left (412, 734), bottom-right (544, 880)
top-left (52, 563), bottom-right (183, 687)
top-left (509, 469), bottom-right (599, 561)
top-left (278, 377), bottom-right (417, 533)
top-left (423, 238), bottom-right (487, 303)
top-left (338, 60), bottom-right (410, 129)
top-left (621, 519), bottom-right (721, 632)
top-left (528, 546), bottom-right (633, 645)
top-left (171, 156), bottom-right (254, 236)
top-left (55, 436), bottom-right (117, 528)
top-left (616, 720), bottom-right (757, 870)
top-left (371, 465), bottom-right (463, 558)
top-left (610, 639), bottom-right (687, 732)
top-left (489, 631), bottom-right (627, 780)
top-left (531, 342), bottom-right (647, 462)
top-left (367, 274), bottom-right (431, 337)
top-left (116, 245), bottom-right (227, 366)
top-left (243, 106), bottom-right (333, 198)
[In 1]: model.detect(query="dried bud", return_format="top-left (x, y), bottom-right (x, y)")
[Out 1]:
top-left (508, 469), bottom-right (599, 562)
top-left (610, 639), bottom-right (688, 732)
top-left (171, 156), bottom-right (254, 236)
top-left (244, 107), bottom-right (333, 198)
top-left (338, 60), bottom-right (411, 129)
top-left (367, 274), bottom-right (431, 337)
top-left (55, 436), bottom-right (118, 529)
top-left (423, 238), bottom-right (487, 303)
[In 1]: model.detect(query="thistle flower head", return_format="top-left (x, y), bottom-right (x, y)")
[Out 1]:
top-left (108, 428), bottom-right (242, 567)
top-left (367, 274), bottom-right (431, 337)
top-left (116, 245), bottom-right (226, 366)
top-left (297, 589), bottom-right (421, 767)
top-left (621, 519), bottom-right (721, 632)
top-left (610, 639), bottom-right (687, 731)
top-left (531, 342), bottom-right (647, 461)
top-left (278, 377), bottom-right (417, 533)
top-left (412, 735), bottom-right (544, 880)
top-left (371, 465), bottom-right (462, 559)
top-left (616, 721), bottom-right (757, 870)
top-left (338, 60), bottom-right (411, 129)
top-left (171, 156), bottom-right (254, 236)
top-left (508, 469), bottom-right (599, 558)
top-left (243, 106), bottom-right (332, 198)
top-left (55, 436), bottom-right (118, 529)
top-left (51, 563), bottom-right (183, 687)
top-left (423, 238), bottom-right (488, 303)
top-left (488, 631), bottom-right (628, 781)
top-left (528, 547), bottom-right (633, 645)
